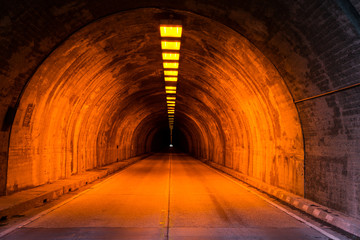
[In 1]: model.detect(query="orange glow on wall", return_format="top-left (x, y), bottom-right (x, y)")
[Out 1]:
top-left (165, 77), bottom-right (177, 82)
top-left (162, 52), bottom-right (180, 61)
top-left (164, 70), bottom-right (178, 76)
top-left (163, 62), bottom-right (179, 69)
top-left (160, 25), bottom-right (182, 38)
top-left (161, 40), bottom-right (181, 50)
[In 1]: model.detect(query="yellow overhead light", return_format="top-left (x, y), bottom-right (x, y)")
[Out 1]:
top-left (165, 86), bottom-right (176, 90)
top-left (160, 23), bottom-right (182, 130)
top-left (163, 62), bottom-right (179, 69)
top-left (165, 77), bottom-right (177, 82)
top-left (162, 52), bottom-right (180, 61)
top-left (164, 70), bottom-right (178, 76)
top-left (161, 40), bottom-right (181, 50)
top-left (160, 25), bottom-right (182, 38)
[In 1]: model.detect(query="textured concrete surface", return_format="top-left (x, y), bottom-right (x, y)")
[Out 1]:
top-left (0, 154), bottom-right (150, 221)
top-left (0, 153), bottom-right (337, 240)
top-left (6, 8), bottom-right (303, 199)
top-left (0, 0), bottom-right (359, 222)
top-left (207, 160), bottom-right (360, 237)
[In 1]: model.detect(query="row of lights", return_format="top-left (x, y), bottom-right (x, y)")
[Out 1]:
top-left (159, 20), bottom-right (183, 143)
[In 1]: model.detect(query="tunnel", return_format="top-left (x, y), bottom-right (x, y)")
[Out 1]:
top-left (0, 1), bottom-right (360, 239)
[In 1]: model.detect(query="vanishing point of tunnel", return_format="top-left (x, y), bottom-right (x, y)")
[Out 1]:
top-left (0, 1), bottom-right (359, 239)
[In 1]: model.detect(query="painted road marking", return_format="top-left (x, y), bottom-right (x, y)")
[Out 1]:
top-left (200, 162), bottom-right (342, 240)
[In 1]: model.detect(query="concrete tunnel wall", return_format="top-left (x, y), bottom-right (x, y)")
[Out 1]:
top-left (7, 9), bottom-right (304, 198)
top-left (0, 0), bottom-right (359, 220)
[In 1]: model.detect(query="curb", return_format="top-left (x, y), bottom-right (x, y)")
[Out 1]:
top-left (0, 154), bottom-right (152, 221)
top-left (207, 161), bottom-right (360, 238)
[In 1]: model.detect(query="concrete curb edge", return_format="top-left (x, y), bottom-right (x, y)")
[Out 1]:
top-left (0, 153), bottom-right (152, 222)
top-left (206, 161), bottom-right (360, 238)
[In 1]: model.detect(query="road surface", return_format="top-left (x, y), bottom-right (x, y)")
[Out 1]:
top-left (1, 153), bottom-right (335, 239)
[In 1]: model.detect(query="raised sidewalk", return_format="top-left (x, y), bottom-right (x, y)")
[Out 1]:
top-left (207, 161), bottom-right (360, 238)
top-left (0, 154), bottom-right (151, 221)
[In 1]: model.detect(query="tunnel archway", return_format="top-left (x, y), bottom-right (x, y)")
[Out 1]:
top-left (7, 8), bottom-right (303, 197)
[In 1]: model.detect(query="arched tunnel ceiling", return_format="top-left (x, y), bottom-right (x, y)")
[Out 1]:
top-left (1, 0), bottom-right (359, 113)
top-left (1, 0), bottom-right (359, 220)
top-left (7, 8), bottom-right (303, 196)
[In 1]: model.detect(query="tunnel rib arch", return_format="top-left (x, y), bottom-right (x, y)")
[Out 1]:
top-left (7, 8), bottom-right (304, 198)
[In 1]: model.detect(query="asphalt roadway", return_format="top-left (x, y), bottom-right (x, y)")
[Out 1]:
top-left (1, 153), bottom-right (334, 239)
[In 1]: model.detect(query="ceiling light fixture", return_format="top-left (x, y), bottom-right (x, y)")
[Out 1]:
top-left (162, 52), bottom-right (180, 61)
top-left (160, 25), bottom-right (182, 38)
top-left (163, 62), bottom-right (179, 69)
top-left (164, 70), bottom-right (178, 76)
top-left (160, 21), bottom-right (183, 140)
top-left (161, 40), bottom-right (181, 50)
top-left (165, 77), bottom-right (177, 82)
